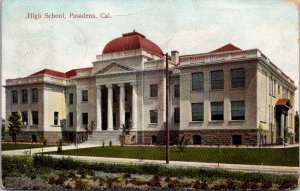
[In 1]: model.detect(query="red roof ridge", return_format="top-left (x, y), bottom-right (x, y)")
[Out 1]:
top-left (210, 43), bottom-right (241, 53)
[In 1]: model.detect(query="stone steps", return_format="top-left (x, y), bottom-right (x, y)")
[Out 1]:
top-left (82, 130), bottom-right (122, 145)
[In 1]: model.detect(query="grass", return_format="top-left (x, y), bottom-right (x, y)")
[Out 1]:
top-left (2, 143), bottom-right (56, 151)
top-left (45, 146), bottom-right (299, 166)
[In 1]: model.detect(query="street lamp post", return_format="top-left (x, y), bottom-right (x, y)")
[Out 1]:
top-left (165, 53), bottom-right (170, 164)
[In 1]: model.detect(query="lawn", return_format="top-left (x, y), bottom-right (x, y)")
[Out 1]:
top-left (46, 146), bottom-right (299, 167)
top-left (2, 143), bottom-right (55, 151)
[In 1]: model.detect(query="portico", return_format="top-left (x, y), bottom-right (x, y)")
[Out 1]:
top-left (95, 82), bottom-right (137, 131)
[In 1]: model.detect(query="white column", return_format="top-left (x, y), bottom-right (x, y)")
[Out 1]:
top-left (280, 113), bottom-right (285, 140)
top-left (76, 88), bottom-right (81, 130)
top-left (119, 84), bottom-right (125, 128)
top-left (107, 84), bottom-right (113, 131)
top-left (131, 82), bottom-right (137, 130)
top-left (96, 86), bottom-right (102, 131)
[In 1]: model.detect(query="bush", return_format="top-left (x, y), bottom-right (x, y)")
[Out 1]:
top-left (109, 140), bottom-right (112, 146)
top-left (176, 136), bottom-right (188, 152)
top-left (57, 139), bottom-right (63, 153)
top-left (41, 136), bottom-right (47, 146)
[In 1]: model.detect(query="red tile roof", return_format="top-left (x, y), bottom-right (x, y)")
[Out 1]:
top-left (103, 31), bottom-right (163, 57)
top-left (30, 69), bottom-right (66, 78)
top-left (30, 67), bottom-right (92, 79)
top-left (209, 43), bottom-right (241, 53)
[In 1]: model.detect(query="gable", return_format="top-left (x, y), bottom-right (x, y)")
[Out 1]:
top-left (93, 62), bottom-right (136, 75)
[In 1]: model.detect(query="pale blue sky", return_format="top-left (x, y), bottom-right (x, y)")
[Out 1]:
top-left (2, 0), bottom-right (299, 117)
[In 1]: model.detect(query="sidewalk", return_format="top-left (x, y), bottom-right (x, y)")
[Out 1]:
top-left (2, 144), bottom-right (299, 175)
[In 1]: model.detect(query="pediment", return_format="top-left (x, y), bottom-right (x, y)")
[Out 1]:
top-left (93, 62), bottom-right (136, 75)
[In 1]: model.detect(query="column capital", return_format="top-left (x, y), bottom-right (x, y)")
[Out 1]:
top-left (106, 84), bottom-right (113, 88)
top-left (96, 85), bottom-right (102, 90)
top-left (118, 83), bottom-right (125, 87)
top-left (130, 82), bottom-right (137, 87)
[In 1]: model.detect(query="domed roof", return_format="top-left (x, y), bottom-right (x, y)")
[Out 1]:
top-left (102, 31), bottom-right (163, 57)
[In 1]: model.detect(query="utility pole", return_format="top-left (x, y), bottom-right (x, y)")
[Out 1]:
top-left (165, 53), bottom-right (170, 164)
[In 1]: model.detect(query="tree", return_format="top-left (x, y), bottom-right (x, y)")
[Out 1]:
top-left (295, 111), bottom-right (299, 143)
top-left (7, 114), bottom-right (23, 144)
top-left (2, 124), bottom-right (6, 139)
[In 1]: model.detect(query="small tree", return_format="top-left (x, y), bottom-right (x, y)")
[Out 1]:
top-left (57, 138), bottom-right (63, 153)
top-left (7, 114), bottom-right (23, 144)
top-left (258, 122), bottom-right (263, 147)
top-left (176, 136), bottom-right (188, 152)
top-left (2, 124), bottom-right (6, 139)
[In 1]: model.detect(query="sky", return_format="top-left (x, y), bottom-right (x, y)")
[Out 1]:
top-left (1, 0), bottom-right (299, 118)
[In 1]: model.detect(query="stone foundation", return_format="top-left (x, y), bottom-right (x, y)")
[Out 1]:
top-left (135, 129), bottom-right (258, 146)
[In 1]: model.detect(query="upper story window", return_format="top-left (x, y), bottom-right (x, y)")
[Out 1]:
top-left (191, 103), bottom-right (204, 121)
top-left (150, 110), bottom-right (158, 124)
top-left (211, 70), bottom-right (224, 90)
top-left (69, 93), bottom-right (74, 104)
top-left (54, 112), bottom-right (59, 126)
top-left (150, 84), bottom-right (158, 98)
top-left (231, 101), bottom-right (245, 120)
top-left (32, 111), bottom-right (39, 125)
top-left (192, 72), bottom-right (204, 91)
top-left (12, 90), bottom-right (18, 104)
top-left (11, 112), bottom-right (18, 117)
top-left (21, 89), bottom-right (28, 103)
top-left (174, 84), bottom-right (180, 98)
top-left (273, 80), bottom-right (276, 97)
top-left (231, 68), bottom-right (245, 88)
top-left (278, 85), bottom-right (281, 95)
top-left (211, 102), bottom-right (224, 120)
top-left (174, 107), bottom-right (180, 124)
top-left (82, 90), bottom-right (88, 102)
top-left (31, 88), bottom-right (38, 103)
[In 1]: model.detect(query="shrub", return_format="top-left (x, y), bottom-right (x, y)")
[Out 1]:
top-left (102, 141), bottom-right (105, 148)
top-left (176, 136), bottom-right (188, 152)
top-left (41, 136), bottom-right (47, 146)
top-left (109, 140), bottom-right (112, 146)
top-left (57, 139), bottom-right (63, 153)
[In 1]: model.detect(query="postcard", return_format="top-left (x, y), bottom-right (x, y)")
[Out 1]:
top-left (1, 0), bottom-right (299, 190)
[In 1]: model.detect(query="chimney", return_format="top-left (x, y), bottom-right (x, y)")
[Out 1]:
top-left (171, 50), bottom-right (179, 65)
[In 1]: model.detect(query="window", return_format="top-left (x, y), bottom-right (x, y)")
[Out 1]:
top-left (69, 93), bottom-right (73, 104)
top-left (150, 84), bottom-right (158, 97)
top-left (211, 70), bottom-right (224, 90)
top-left (174, 107), bottom-right (180, 123)
top-left (69, 112), bottom-right (73, 127)
top-left (211, 102), bottom-right (224, 120)
top-left (192, 72), bottom-right (204, 91)
top-left (174, 84), bottom-right (180, 98)
top-left (82, 113), bottom-right (88, 126)
top-left (21, 89), bottom-right (28, 103)
top-left (12, 90), bottom-right (18, 104)
top-left (278, 85), bottom-right (280, 95)
top-left (231, 68), bottom-right (245, 88)
top-left (31, 88), bottom-right (38, 102)
top-left (231, 101), bottom-right (245, 120)
top-left (193, 135), bottom-right (202, 145)
top-left (54, 112), bottom-right (59, 125)
top-left (232, 135), bottom-right (242, 145)
top-left (150, 110), bottom-right (158, 123)
top-left (82, 90), bottom-right (88, 101)
top-left (273, 80), bottom-right (276, 96)
top-left (21, 112), bottom-right (28, 125)
top-left (191, 103), bottom-right (204, 121)
top-left (269, 77), bottom-right (273, 95)
top-left (32, 111), bottom-right (39, 125)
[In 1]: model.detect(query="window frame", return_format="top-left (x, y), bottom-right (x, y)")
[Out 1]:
top-left (54, 111), bottom-right (59, 126)
top-left (211, 70), bottom-right (224, 90)
top-left (21, 89), bottom-right (28, 103)
top-left (174, 107), bottom-right (180, 124)
top-left (150, 84), bottom-right (158, 98)
top-left (69, 93), bottom-right (74, 104)
top-left (211, 102), bottom-right (224, 121)
top-left (191, 72), bottom-right (204, 91)
top-left (82, 90), bottom-right (89, 102)
top-left (231, 101), bottom-right (245, 121)
top-left (150, 110), bottom-right (158, 124)
top-left (69, 112), bottom-right (73, 127)
top-left (32, 111), bottom-right (39, 125)
top-left (231, 68), bottom-right (245, 89)
top-left (82, 112), bottom-right (88, 126)
top-left (21, 111), bottom-right (28, 125)
top-left (191, 103), bottom-right (204, 122)
top-left (12, 90), bottom-right (18, 104)
top-left (174, 84), bottom-right (180, 98)
top-left (31, 88), bottom-right (38, 103)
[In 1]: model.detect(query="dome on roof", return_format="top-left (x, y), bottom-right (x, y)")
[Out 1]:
top-left (102, 31), bottom-right (163, 56)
